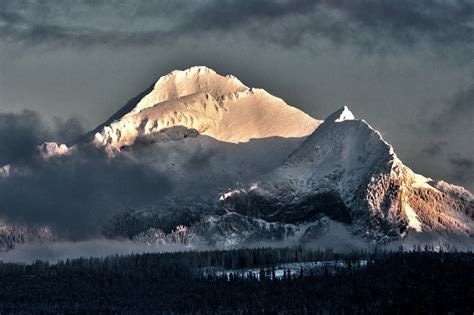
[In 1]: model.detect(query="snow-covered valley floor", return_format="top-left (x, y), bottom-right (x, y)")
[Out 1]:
top-left (203, 259), bottom-right (368, 279)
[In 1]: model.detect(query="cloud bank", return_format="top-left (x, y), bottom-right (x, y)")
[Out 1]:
top-left (0, 239), bottom-right (193, 264)
top-left (1, 0), bottom-right (473, 56)
top-left (0, 110), bottom-right (172, 238)
top-left (422, 84), bottom-right (474, 187)
top-left (0, 110), bottom-right (83, 165)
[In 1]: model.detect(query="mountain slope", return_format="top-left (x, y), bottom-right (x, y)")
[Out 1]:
top-left (220, 107), bottom-right (473, 240)
top-left (92, 66), bottom-right (320, 154)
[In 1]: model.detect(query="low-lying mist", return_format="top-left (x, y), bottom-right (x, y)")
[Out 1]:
top-left (0, 239), bottom-right (198, 264)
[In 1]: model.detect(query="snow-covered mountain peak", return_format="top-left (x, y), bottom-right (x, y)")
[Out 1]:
top-left (92, 67), bottom-right (321, 153)
top-left (220, 106), bottom-right (473, 240)
top-left (324, 106), bottom-right (355, 123)
top-left (169, 65), bottom-right (217, 75)
top-left (286, 106), bottom-right (396, 169)
top-left (126, 66), bottom-right (248, 116)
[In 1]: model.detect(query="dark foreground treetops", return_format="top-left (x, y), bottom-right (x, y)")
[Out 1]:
top-left (0, 247), bottom-right (472, 314)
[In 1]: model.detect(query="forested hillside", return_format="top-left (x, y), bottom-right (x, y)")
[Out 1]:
top-left (0, 247), bottom-right (472, 314)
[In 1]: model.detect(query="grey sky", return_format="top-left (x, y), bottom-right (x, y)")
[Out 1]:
top-left (1, 0), bottom-right (473, 189)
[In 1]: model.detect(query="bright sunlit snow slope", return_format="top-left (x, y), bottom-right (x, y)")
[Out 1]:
top-left (92, 66), bottom-right (320, 154)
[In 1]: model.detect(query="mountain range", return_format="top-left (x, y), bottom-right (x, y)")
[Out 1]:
top-left (1, 66), bottom-right (472, 250)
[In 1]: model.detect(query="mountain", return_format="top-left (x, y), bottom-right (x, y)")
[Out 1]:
top-left (85, 66), bottom-right (323, 199)
top-left (95, 68), bottom-right (472, 247)
top-left (220, 106), bottom-right (474, 242)
top-left (91, 66), bottom-right (320, 155)
top-left (1, 66), bottom-right (473, 250)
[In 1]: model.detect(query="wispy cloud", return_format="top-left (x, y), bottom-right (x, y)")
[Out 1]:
top-left (421, 141), bottom-right (446, 157)
top-left (449, 156), bottom-right (474, 184)
top-left (1, 0), bottom-right (473, 56)
top-left (0, 239), bottom-right (194, 263)
top-left (430, 85), bottom-right (474, 132)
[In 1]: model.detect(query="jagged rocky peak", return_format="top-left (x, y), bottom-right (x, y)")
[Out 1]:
top-left (220, 106), bottom-right (473, 240)
top-left (92, 67), bottom-right (321, 153)
top-left (324, 105), bottom-right (355, 123)
top-left (283, 106), bottom-right (397, 172)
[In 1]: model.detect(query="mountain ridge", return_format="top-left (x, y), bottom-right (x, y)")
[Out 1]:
top-left (1, 66), bottom-right (472, 250)
top-left (220, 106), bottom-right (473, 241)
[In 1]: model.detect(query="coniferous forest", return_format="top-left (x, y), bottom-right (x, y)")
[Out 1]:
top-left (0, 247), bottom-right (473, 314)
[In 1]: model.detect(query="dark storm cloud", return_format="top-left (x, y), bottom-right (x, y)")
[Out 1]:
top-left (411, 83), bottom-right (473, 188)
top-left (421, 141), bottom-right (445, 157)
top-left (52, 116), bottom-right (85, 145)
top-left (0, 110), bottom-right (48, 165)
top-left (0, 110), bottom-right (171, 238)
top-left (430, 84), bottom-right (474, 132)
top-left (442, 85), bottom-right (474, 120)
top-left (0, 145), bottom-right (172, 238)
top-left (1, 0), bottom-right (473, 55)
top-left (0, 110), bottom-right (83, 165)
top-left (449, 156), bottom-right (474, 183)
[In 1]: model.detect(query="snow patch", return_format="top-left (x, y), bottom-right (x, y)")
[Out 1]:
top-left (38, 142), bottom-right (71, 159)
top-left (404, 203), bottom-right (422, 232)
top-left (0, 164), bottom-right (11, 177)
top-left (324, 106), bottom-right (355, 123)
top-left (220, 188), bottom-right (246, 201)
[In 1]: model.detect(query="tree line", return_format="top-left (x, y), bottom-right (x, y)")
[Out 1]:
top-left (0, 247), bottom-right (472, 313)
